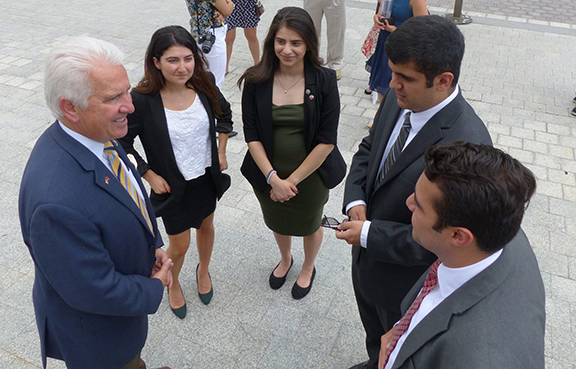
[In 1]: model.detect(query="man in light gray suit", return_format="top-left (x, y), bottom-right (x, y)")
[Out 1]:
top-left (378, 142), bottom-right (545, 369)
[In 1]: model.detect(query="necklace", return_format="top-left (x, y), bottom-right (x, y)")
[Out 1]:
top-left (162, 89), bottom-right (193, 107)
top-left (276, 74), bottom-right (304, 94)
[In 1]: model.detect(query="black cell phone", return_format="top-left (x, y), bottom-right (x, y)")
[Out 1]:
top-left (379, 17), bottom-right (395, 25)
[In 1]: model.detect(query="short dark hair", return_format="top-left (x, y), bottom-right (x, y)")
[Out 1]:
top-left (238, 7), bottom-right (322, 86)
top-left (424, 141), bottom-right (536, 253)
top-left (134, 25), bottom-right (221, 116)
top-left (385, 15), bottom-right (465, 88)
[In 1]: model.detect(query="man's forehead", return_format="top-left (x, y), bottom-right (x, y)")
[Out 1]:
top-left (415, 173), bottom-right (442, 207)
top-left (389, 60), bottom-right (425, 78)
top-left (88, 64), bottom-right (129, 93)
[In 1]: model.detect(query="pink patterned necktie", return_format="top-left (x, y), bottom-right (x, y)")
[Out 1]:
top-left (383, 259), bottom-right (441, 367)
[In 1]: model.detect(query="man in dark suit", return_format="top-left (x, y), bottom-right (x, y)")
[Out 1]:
top-left (19, 36), bottom-right (172, 369)
top-left (377, 142), bottom-right (545, 369)
top-left (337, 16), bottom-right (492, 369)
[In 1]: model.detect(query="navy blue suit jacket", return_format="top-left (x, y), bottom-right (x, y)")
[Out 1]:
top-left (19, 122), bottom-right (164, 369)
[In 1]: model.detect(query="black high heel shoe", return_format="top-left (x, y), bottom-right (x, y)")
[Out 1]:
top-left (269, 256), bottom-right (294, 290)
top-left (292, 267), bottom-right (316, 300)
top-left (168, 286), bottom-right (187, 319)
top-left (196, 263), bottom-right (213, 305)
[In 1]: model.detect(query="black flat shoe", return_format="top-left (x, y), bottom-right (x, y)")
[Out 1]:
top-left (228, 131), bottom-right (238, 138)
top-left (291, 267), bottom-right (316, 300)
top-left (169, 286), bottom-right (187, 319)
top-left (196, 263), bottom-right (213, 305)
top-left (269, 256), bottom-right (293, 290)
top-left (364, 88), bottom-right (372, 95)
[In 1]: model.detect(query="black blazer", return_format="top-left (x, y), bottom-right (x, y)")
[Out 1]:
top-left (344, 88), bottom-right (493, 311)
top-left (240, 63), bottom-right (346, 193)
top-left (119, 87), bottom-right (232, 217)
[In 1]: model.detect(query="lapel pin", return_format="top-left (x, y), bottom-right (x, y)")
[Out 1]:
top-left (305, 89), bottom-right (311, 95)
top-left (309, 95), bottom-right (315, 100)
top-left (105, 176), bottom-right (110, 185)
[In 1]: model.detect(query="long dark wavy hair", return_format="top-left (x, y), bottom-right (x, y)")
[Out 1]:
top-left (134, 25), bottom-right (221, 117)
top-left (238, 7), bottom-right (323, 87)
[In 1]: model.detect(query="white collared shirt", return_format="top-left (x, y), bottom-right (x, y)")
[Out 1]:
top-left (58, 121), bottom-right (145, 200)
top-left (385, 249), bottom-right (503, 369)
top-left (346, 86), bottom-right (460, 247)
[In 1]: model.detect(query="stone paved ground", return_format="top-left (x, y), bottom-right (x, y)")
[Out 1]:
top-left (358, 0), bottom-right (576, 25)
top-left (1, 0), bottom-right (575, 368)
top-left (426, 0), bottom-right (576, 25)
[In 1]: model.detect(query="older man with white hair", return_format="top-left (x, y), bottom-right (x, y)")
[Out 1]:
top-left (19, 36), bottom-right (172, 369)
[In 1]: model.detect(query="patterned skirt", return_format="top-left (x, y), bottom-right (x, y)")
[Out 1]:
top-left (226, 0), bottom-right (260, 29)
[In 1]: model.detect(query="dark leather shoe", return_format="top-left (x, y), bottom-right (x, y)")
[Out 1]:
top-left (348, 361), bottom-right (369, 369)
top-left (269, 256), bottom-right (293, 290)
top-left (291, 267), bottom-right (316, 299)
top-left (169, 286), bottom-right (186, 319)
top-left (196, 263), bottom-right (213, 305)
top-left (228, 130), bottom-right (238, 138)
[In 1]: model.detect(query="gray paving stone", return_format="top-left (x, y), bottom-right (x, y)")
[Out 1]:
top-left (534, 248), bottom-right (569, 277)
top-left (564, 185), bottom-right (576, 202)
top-left (508, 147), bottom-right (535, 164)
top-left (523, 139), bottom-right (548, 155)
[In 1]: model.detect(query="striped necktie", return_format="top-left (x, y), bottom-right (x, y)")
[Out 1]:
top-left (382, 259), bottom-right (441, 367)
top-left (377, 112), bottom-right (412, 187)
top-left (104, 140), bottom-right (153, 233)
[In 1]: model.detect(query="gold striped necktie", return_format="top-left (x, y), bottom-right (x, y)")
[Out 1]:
top-left (104, 140), bottom-right (153, 233)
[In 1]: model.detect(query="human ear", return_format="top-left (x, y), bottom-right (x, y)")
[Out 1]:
top-left (153, 57), bottom-right (161, 70)
top-left (436, 72), bottom-right (454, 92)
top-left (450, 227), bottom-right (474, 248)
top-left (59, 97), bottom-right (81, 123)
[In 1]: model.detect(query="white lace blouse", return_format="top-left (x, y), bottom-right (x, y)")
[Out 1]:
top-left (164, 95), bottom-right (212, 181)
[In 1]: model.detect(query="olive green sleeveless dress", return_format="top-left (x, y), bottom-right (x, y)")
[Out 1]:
top-left (254, 104), bottom-right (329, 236)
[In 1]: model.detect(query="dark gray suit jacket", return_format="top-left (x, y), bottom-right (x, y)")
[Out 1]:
top-left (344, 88), bottom-right (493, 311)
top-left (392, 230), bottom-right (545, 369)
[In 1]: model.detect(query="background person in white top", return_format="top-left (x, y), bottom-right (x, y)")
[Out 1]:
top-left (186, 0), bottom-right (235, 89)
top-left (120, 26), bottom-right (234, 319)
top-left (377, 142), bottom-right (545, 369)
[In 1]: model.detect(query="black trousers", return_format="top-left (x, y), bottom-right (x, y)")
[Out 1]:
top-left (352, 253), bottom-right (402, 369)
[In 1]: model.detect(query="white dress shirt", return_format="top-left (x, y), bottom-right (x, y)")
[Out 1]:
top-left (58, 121), bottom-right (145, 200)
top-left (385, 249), bottom-right (503, 369)
top-left (345, 86), bottom-right (460, 247)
